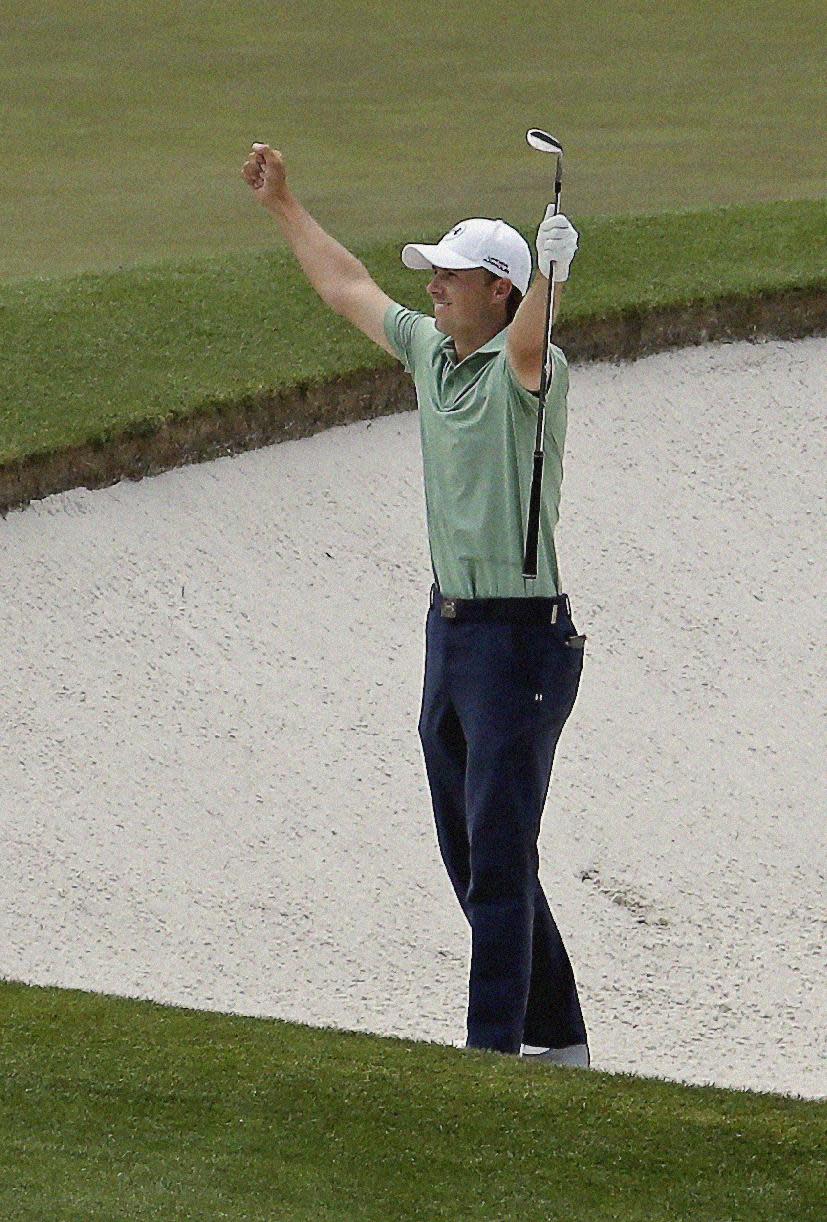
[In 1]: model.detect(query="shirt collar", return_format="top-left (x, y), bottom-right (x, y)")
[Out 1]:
top-left (438, 325), bottom-right (508, 368)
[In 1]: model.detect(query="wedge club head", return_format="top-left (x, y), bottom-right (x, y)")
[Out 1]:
top-left (526, 128), bottom-right (563, 158)
top-left (527, 129), bottom-right (563, 188)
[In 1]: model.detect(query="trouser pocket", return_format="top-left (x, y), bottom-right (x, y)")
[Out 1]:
top-left (509, 621), bottom-right (584, 703)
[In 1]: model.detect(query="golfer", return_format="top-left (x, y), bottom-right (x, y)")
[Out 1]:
top-left (242, 143), bottom-right (589, 1066)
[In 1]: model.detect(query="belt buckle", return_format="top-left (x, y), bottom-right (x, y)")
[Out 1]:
top-left (441, 598), bottom-right (457, 620)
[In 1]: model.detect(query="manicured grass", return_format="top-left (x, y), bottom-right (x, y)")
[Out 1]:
top-left (1, 980), bottom-right (824, 1220)
top-left (1, 199), bottom-right (824, 468)
top-left (1, 1), bottom-right (824, 283)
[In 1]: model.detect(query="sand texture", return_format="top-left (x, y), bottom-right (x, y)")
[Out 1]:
top-left (2, 336), bottom-right (825, 1099)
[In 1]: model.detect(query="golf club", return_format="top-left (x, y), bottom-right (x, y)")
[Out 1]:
top-left (522, 127), bottom-right (564, 580)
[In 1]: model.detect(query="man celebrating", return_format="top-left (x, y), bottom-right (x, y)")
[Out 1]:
top-left (242, 143), bottom-right (588, 1066)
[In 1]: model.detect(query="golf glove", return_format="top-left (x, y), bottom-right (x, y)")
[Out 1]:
top-left (535, 208), bottom-right (579, 281)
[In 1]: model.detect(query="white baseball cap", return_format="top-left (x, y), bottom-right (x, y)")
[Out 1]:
top-left (401, 218), bottom-right (532, 296)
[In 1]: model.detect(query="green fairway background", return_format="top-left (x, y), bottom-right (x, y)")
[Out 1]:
top-left (3, 0), bottom-right (824, 283)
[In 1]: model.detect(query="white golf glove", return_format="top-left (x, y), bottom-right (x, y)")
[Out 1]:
top-left (535, 207), bottom-right (579, 281)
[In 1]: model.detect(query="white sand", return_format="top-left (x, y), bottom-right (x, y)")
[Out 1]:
top-left (2, 336), bottom-right (825, 1100)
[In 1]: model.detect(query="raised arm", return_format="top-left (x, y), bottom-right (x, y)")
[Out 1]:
top-left (506, 275), bottom-right (565, 392)
top-left (506, 211), bottom-right (579, 392)
top-left (241, 143), bottom-right (396, 356)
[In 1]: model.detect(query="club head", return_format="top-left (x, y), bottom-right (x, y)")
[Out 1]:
top-left (526, 129), bottom-right (564, 158)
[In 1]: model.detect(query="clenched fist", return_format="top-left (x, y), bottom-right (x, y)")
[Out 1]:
top-left (241, 143), bottom-right (288, 210)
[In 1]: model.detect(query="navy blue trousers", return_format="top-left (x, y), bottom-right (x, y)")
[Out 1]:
top-left (418, 585), bottom-right (588, 1055)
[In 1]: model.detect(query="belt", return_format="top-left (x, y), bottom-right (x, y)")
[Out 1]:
top-left (429, 583), bottom-right (572, 624)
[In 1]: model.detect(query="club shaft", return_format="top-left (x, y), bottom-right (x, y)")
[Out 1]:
top-left (522, 173), bottom-right (561, 579)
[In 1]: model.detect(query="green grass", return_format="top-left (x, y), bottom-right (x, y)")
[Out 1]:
top-left (1, 980), bottom-right (824, 1220)
top-left (1, 199), bottom-right (824, 467)
top-left (1, 1), bottom-right (824, 284)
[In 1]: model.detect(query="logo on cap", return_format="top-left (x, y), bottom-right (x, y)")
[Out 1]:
top-left (447, 224), bottom-right (465, 240)
top-left (486, 256), bottom-right (510, 274)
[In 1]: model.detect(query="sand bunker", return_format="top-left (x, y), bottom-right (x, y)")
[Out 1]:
top-left (3, 336), bottom-right (825, 1099)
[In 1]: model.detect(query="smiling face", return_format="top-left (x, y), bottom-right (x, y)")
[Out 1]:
top-left (426, 265), bottom-right (512, 336)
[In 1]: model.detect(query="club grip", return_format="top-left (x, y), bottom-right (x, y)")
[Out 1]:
top-left (522, 451), bottom-right (545, 579)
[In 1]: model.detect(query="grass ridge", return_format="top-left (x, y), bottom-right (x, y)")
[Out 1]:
top-left (1, 199), bottom-right (824, 513)
top-left (2, 978), bottom-right (825, 1220)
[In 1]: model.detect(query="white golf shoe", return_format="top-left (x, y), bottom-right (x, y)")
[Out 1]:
top-left (519, 1042), bottom-right (591, 1068)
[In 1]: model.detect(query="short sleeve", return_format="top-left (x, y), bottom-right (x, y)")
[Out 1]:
top-left (383, 302), bottom-right (432, 376)
top-left (501, 345), bottom-right (569, 413)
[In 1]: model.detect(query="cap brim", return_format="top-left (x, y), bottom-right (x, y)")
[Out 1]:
top-left (401, 242), bottom-right (480, 272)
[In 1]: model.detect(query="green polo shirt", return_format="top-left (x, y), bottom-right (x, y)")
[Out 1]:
top-left (383, 301), bottom-right (570, 599)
